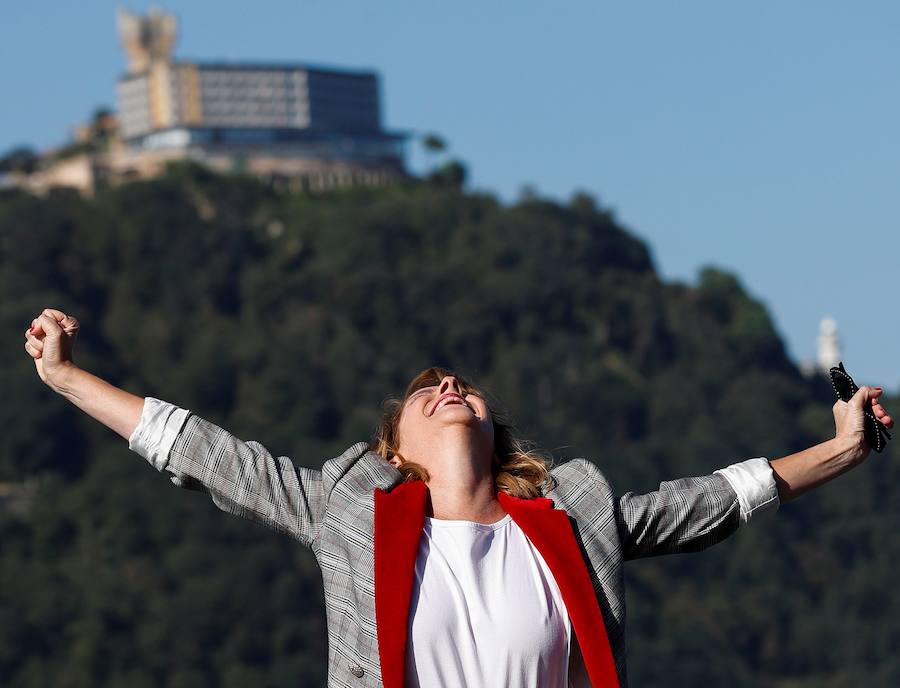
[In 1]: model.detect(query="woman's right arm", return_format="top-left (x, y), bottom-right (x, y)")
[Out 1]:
top-left (24, 308), bottom-right (330, 549)
top-left (132, 397), bottom-right (330, 548)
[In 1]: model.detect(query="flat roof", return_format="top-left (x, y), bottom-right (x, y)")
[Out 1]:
top-left (186, 60), bottom-right (378, 78)
top-left (119, 60), bottom-right (381, 82)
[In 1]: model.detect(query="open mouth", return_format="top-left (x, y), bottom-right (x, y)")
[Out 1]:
top-left (430, 393), bottom-right (472, 415)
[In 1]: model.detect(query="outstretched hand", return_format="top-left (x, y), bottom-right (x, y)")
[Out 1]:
top-left (833, 385), bottom-right (894, 464)
top-left (23, 307), bottom-right (80, 390)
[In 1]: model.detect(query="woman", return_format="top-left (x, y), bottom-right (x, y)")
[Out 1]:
top-left (25, 307), bottom-right (894, 688)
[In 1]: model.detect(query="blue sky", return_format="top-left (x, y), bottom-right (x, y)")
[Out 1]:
top-left (3, 2), bottom-right (898, 389)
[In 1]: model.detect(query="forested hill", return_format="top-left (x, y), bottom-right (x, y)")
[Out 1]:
top-left (2, 163), bottom-right (898, 686)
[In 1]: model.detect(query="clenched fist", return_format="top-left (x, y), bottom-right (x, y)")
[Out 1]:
top-left (24, 307), bottom-right (80, 391)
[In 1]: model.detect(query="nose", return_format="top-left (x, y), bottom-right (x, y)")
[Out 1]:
top-left (438, 375), bottom-right (462, 396)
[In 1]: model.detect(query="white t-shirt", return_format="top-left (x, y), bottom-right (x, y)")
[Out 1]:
top-left (405, 512), bottom-right (572, 688)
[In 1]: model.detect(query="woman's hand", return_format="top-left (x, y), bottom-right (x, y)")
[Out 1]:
top-left (833, 385), bottom-right (894, 465)
top-left (24, 307), bottom-right (80, 392)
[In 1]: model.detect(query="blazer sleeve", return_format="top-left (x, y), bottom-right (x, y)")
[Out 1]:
top-left (127, 396), bottom-right (358, 549)
top-left (579, 457), bottom-right (779, 561)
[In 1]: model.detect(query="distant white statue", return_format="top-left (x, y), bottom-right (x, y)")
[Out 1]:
top-left (817, 316), bottom-right (841, 372)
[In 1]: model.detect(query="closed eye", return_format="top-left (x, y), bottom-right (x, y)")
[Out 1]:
top-left (406, 386), bottom-right (437, 406)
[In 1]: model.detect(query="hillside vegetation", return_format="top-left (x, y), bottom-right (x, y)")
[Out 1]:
top-left (2, 164), bottom-right (897, 687)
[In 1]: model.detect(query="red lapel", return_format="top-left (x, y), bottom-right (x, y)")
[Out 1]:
top-left (497, 490), bottom-right (621, 688)
top-left (374, 480), bottom-right (428, 688)
top-left (373, 481), bottom-right (620, 688)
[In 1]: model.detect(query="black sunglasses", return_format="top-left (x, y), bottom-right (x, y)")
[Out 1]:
top-left (829, 361), bottom-right (892, 453)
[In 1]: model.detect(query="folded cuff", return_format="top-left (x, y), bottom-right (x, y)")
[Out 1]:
top-left (714, 457), bottom-right (780, 525)
top-left (127, 396), bottom-right (191, 473)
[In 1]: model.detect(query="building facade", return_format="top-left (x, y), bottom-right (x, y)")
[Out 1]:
top-left (12, 7), bottom-right (409, 196)
top-left (113, 7), bottom-right (407, 184)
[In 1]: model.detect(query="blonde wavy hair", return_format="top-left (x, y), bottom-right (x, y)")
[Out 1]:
top-left (369, 366), bottom-right (557, 499)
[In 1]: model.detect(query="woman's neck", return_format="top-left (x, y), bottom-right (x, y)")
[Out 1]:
top-left (424, 478), bottom-right (506, 524)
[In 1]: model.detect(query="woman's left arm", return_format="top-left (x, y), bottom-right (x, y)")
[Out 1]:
top-left (770, 385), bottom-right (894, 504)
top-left (613, 384), bottom-right (893, 560)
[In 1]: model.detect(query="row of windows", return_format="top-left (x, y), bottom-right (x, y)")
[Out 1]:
top-left (202, 110), bottom-right (310, 120)
top-left (199, 88), bottom-right (307, 101)
top-left (118, 78), bottom-right (148, 92)
top-left (196, 90), bottom-right (375, 107)
top-left (311, 105), bottom-right (378, 117)
top-left (118, 96), bottom-right (149, 109)
top-left (198, 82), bottom-right (372, 95)
top-left (119, 108), bottom-right (150, 122)
top-left (118, 90), bottom-right (148, 104)
top-left (201, 102), bottom-right (308, 114)
top-left (198, 72), bottom-right (308, 86)
top-left (201, 116), bottom-right (311, 128)
top-left (309, 84), bottom-right (376, 94)
top-left (200, 115), bottom-right (307, 126)
top-left (203, 103), bottom-right (308, 116)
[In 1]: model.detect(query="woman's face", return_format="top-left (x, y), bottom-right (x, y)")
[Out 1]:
top-left (389, 374), bottom-right (495, 470)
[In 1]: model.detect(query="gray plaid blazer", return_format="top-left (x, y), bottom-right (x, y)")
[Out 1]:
top-left (130, 399), bottom-right (779, 688)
